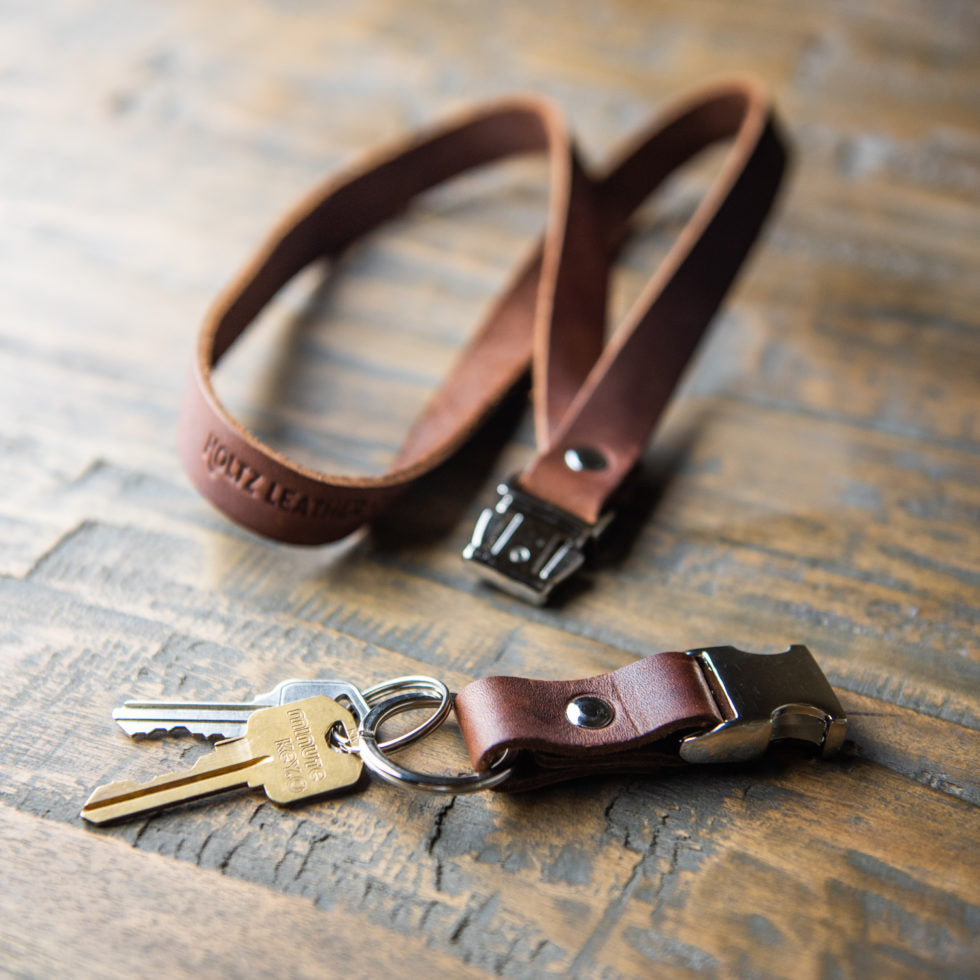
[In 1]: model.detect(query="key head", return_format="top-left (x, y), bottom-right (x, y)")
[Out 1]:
top-left (244, 696), bottom-right (363, 804)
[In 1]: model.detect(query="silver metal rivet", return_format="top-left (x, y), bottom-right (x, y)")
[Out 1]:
top-left (508, 545), bottom-right (531, 564)
top-left (565, 695), bottom-right (614, 729)
top-left (564, 447), bottom-right (608, 472)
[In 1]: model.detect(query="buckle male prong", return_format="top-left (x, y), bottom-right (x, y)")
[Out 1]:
top-left (462, 480), bottom-right (612, 605)
top-left (679, 645), bottom-right (847, 763)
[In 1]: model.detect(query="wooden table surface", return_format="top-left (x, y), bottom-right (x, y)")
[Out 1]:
top-left (1, 1), bottom-right (977, 977)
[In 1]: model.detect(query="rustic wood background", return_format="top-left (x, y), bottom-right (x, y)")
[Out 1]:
top-left (1, 1), bottom-right (977, 976)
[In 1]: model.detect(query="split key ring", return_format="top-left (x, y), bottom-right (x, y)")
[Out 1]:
top-left (330, 675), bottom-right (453, 754)
top-left (356, 691), bottom-right (514, 794)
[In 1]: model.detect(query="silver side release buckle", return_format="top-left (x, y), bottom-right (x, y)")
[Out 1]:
top-left (462, 480), bottom-right (612, 605)
top-left (680, 645), bottom-right (847, 763)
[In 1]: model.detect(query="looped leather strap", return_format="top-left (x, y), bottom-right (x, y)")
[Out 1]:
top-left (454, 642), bottom-right (849, 790)
top-left (178, 78), bottom-right (786, 546)
top-left (454, 651), bottom-right (724, 790)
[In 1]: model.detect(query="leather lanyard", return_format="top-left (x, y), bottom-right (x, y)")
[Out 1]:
top-left (179, 78), bottom-right (787, 602)
top-left (81, 96), bottom-right (847, 829)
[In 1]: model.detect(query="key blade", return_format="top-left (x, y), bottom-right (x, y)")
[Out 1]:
top-left (83, 697), bottom-right (363, 824)
top-left (112, 680), bottom-right (369, 740)
top-left (80, 738), bottom-right (258, 824)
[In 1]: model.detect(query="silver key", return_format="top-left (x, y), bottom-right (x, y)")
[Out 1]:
top-left (113, 678), bottom-right (371, 740)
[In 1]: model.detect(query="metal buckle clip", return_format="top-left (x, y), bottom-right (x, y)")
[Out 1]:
top-left (679, 644), bottom-right (847, 764)
top-left (462, 480), bottom-right (612, 605)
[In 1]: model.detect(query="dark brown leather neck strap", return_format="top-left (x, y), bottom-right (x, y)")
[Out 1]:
top-left (179, 79), bottom-right (787, 563)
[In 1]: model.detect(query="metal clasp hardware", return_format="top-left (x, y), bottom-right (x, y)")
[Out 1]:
top-left (679, 645), bottom-right (847, 764)
top-left (462, 480), bottom-right (612, 605)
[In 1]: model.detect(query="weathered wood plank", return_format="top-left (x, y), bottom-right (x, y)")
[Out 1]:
top-left (0, 804), bottom-right (484, 978)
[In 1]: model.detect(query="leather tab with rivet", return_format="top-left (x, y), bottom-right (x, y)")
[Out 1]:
top-left (453, 645), bottom-right (846, 790)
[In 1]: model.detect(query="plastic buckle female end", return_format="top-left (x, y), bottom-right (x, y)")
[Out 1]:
top-left (678, 645), bottom-right (847, 764)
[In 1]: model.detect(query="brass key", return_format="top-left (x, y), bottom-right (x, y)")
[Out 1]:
top-left (80, 697), bottom-right (362, 825)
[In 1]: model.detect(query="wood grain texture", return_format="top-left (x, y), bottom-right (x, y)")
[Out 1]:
top-left (1, 0), bottom-right (978, 977)
top-left (0, 805), bottom-right (481, 978)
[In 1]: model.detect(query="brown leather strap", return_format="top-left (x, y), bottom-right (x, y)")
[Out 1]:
top-left (454, 651), bottom-right (726, 790)
top-left (179, 78), bottom-right (786, 544)
top-left (521, 79), bottom-right (787, 521)
top-left (179, 96), bottom-right (596, 543)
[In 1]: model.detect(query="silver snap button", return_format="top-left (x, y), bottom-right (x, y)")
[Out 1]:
top-left (564, 447), bottom-right (608, 472)
top-left (565, 695), bottom-right (615, 729)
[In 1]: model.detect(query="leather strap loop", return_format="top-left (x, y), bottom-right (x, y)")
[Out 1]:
top-left (179, 96), bottom-right (595, 543)
top-left (453, 652), bottom-right (725, 790)
top-left (179, 78), bottom-right (786, 544)
top-left (521, 79), bottom-right (787, 521)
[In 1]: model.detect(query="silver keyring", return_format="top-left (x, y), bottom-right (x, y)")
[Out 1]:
top-left (358, 692), bottom-right (514, 794)
top-left (333, 675), bottom-right (452, 754)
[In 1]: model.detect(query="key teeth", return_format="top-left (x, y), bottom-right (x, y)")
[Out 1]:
top-left (115, 721), bottom-right (229, 740)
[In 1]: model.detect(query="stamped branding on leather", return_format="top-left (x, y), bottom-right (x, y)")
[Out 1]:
top-left (202, 433), bottom-right (262, 492)
top-left (201, 433), bottom-right (368, 522)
